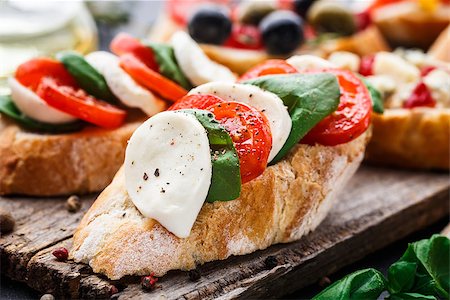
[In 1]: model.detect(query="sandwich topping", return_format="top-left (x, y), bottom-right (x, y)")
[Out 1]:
top-left (0, 31), bottom-right (234, 133)
top-left (125, 56), bottom-right (376, 238)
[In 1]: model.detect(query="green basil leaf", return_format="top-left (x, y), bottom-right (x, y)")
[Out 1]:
top-left (389, 292), bottom-right (437, 300)
top-left (360, 76), bottom-right (384, 114)
top-left (145, 43), bottom-right (192, 90)
top-left (57, 51), bottom-right (117, 103)
top-left (180, 109), bottom-right (241, 202)
top-left (394, 235), bottom-right (450, 299)
top-left (313, 268), bottom-right (386, 300)
top-left (0, 95), bottom-right (84, 133)
top-left (388, 261), bottom-right (417, 294)
top-left (244, 73), bottom-right (340, 163)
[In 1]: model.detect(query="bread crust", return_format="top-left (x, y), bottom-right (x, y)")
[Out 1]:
top-left (71, 131), bottom-right (369, 280)
top-left (0, 114), bottom-right (146, 196)
top-left (366, 108), bottom-right (450, 170)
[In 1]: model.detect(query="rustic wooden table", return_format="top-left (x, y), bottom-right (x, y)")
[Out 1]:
top-left (1, 165), bottom-right (448, 298)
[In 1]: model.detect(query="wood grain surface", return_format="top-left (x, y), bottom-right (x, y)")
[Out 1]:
top-left (1, 166), bottom-right (448, 299)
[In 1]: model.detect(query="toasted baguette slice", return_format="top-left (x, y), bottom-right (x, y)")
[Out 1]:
top-left (0, 112), bottom-right (147, 196)
top-left (71, 131), bottom-right (369, 280)
top-left (366, 108), bottom-right (450, 170)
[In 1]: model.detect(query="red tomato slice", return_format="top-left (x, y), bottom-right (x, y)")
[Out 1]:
top-left (110, 33), bottom-right (159, 71)
top-left (120, 54), bottom-right (187, 102)
top-left (37, 78), bottom-right (126, 129)
top-left (301, 69), bottom-right (372, 146)
top-left (15, 58), bottom-right (77, 91)
top-left (168, 94), bottom-right (225, 111)
top-left (238, 59), bottom-right (298, 82)
top-left (207, 102), bottom-right (272, 183)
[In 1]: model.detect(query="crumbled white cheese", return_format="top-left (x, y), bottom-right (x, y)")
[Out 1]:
top-left (373, 52), bottom-right (420, 84)
top-left (366, 75), bottom-right (396, 96)
top-left (387, 83), bottom-right (416, 109)
top-left (423, 69), bottom-right (450, 108)
top-left (328, 51), bottom-right (361, 72)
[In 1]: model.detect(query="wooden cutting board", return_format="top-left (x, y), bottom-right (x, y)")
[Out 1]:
top-left (1, 165), bottom-right (448, 299)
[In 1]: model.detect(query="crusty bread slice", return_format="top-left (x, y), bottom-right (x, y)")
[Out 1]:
top-left (70, 131), bottom-right (369, 280)
top-left (0, 112), bottom-right (148, 196)
top-left (366, 108), bottom-right (450, 170)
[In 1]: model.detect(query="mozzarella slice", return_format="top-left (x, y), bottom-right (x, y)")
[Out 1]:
top-left (85, 51), bottom-right (166, 116)
top-left (171, 31), bottom-right (236, 86)
top-left (189, 82), bottom-right (291, 162)
top-left (373, 52), bottom-right (420, 84)
top-left (287, 55), bottom-right (336, 72)
top-left (124, 111), bottom-right (212, 238)
top-left (8, 77), bottom-right (76, 124)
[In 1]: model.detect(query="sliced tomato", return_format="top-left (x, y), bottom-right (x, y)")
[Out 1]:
top-left (120, 53), bottom-right (187, 102)
top-left (110, 33), bottom-right (159, 71)
top-left (207, 102), bottom-right (272, 183)
top-left (238, 59), bottom-right (298, 82)
top-left (168, 94), bottom-right (225, 111)
top-left (301, 69), bottom-right (372, 146)
top-left (15, 58), bottom-right (77, 91)
top-left (37, 78), bottom-right (126, 129)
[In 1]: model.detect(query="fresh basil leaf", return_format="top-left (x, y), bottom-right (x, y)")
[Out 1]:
top-left (388, 261), bottom-right (417, 294)
top-left (360, 76), bottom-right (384, 114)
top-left (145, 43), bottom-right (192, 90)
top-left (57, 51), bottom-right (117, 103)
top-left (394, 235), bottom-right (450, 299)
top-left (389, 292), bottom-right (437, 300)
top-left (181, 109), bottom-right (241, 202)
top-left (244, 73), bottom-right (340, 163)
top-left (312, 268), bottom-right (386, 300)
top-left (0, 95), bottom-right (84, 133)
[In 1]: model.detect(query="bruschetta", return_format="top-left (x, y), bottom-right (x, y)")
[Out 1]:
top-left (71, 61), bottom-right (374, 280)
top-left (149, 0), bottom-right (391, 74)
top-left (0, 31), bottom-right (236, 196)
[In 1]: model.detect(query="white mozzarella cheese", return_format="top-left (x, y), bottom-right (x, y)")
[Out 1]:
top-left (328, 51), bottom-right (360, 72)
top-left (366, 75), bottom-right (397, 95)
top-left (8, 77), bottom-right (76, 124)
top-left (373, 52), bottom-right (420, 84)
top-left (171, 31), bottom-right (236, 86)
top-left (286, 55), bottom-right (336, 72)
top-left (189, 82), bottom-right (291, 162)
top-left (124, 111), bottom-right (212, 238)
top-left (85, 51), bottom-right (166, 116)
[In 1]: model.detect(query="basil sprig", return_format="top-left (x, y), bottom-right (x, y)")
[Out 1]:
top-left (244, 73), bottom-right (341, 164)
top-left (57, 51), bottom-right (117, 103)
top-left (181, 109), bottom-right (241, 202)
top-left (313, 235), bottom-right (450, 300)
top-left (0, 95), bottom-right (84, 133)
top-left (145, 43), bottom-right (192, 90)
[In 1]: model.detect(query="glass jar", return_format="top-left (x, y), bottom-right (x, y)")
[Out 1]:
top-left (0, 1), bottom-right (98, 95)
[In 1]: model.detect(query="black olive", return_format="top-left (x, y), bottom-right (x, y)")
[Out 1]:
top-left (188, 4), bottom-right (232, 45)
top-left (293, 0), bottom-right (317, 18)
top-left (259, 10), bottom-right (304, 55)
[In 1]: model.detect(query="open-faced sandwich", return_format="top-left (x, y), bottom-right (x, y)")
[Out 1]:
top-left (0, 31), bottom-right (236, 196)
top-left (359, 49), bottom-right (449, 170)
top-left (70, 56), bottom-right (376, 280)
top-left (149, 0), bottom-right (391, 74)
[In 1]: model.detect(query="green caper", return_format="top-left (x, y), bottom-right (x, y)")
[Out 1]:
top-left (307, 0), bottom-right (356, 36)
top-left (236, 0), bottom-right (277, 25)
